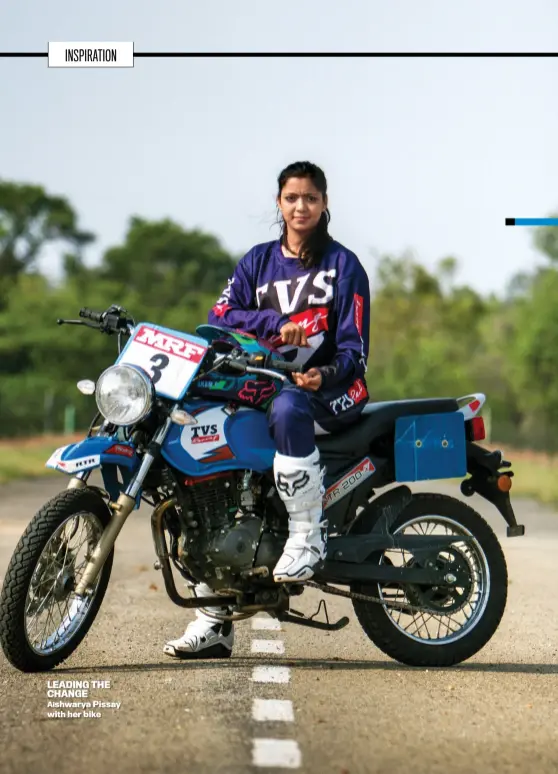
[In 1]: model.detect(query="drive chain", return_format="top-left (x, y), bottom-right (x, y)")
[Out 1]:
top-left (306, 580), bottom-right (442, 614)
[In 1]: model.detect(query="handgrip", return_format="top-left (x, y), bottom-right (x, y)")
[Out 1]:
top-left (271, 359), bottom-right (300, 374)
top-left (246, 354), bottom-right (299, 374)
top-left (79, 307), bottom-right (104, 322)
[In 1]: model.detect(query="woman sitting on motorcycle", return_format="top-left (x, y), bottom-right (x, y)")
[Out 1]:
top-left (164, 160), bottom-right (371, 659)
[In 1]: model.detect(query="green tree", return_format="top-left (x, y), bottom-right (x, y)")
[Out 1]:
top-left (368, 253), bottom-right (489, 401)
top-left (0, 202), bottom-right (241, 436)
top-left (91, 216), bottom-right (237, 306)
top-left (0, 180), bottom-right (94, 306)
top-left (506, 266), bottom-right (558, 447)
top-left (533, 210), bottom-right (558, 263)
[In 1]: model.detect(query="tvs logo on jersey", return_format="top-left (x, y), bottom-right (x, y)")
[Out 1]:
top-left (329, 378), bottom-right (368, 416)
top-left (134, 326), bottom-right (206, 362)
top-left (256, 269), bottom-right (337, 315)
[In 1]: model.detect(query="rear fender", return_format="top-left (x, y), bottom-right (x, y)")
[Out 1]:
top-left (46, 436), bottom-right (143, 508)
top-left (456, 393), bottom-right (486, 420)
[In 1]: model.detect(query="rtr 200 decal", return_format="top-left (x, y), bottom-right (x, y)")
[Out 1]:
top-left (323, 458), bottom-right (375, 509)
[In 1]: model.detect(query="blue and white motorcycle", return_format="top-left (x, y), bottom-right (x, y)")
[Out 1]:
top-left (0, 304), bottom-right (525, 672)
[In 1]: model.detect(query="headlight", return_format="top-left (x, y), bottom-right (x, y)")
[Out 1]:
top-left (95, 365), bottom-right (154, 426)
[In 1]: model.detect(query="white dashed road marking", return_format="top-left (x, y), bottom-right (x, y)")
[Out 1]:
top-left (250, 617), bottom-right (300, 767)
top-left (251, 639), bottom-right (286, 655)
top-left (252, 739), bottom-right (301, 769)
top-left (252, 698), bottom-right (295, 722)
top-left (251, 617), bottom-right (283, 631)
top-left (251, 666), bottom-right (291, 684)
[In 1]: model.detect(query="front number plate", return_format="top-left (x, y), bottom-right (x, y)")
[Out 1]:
top-left (117, 323), bottom-right (209, 400)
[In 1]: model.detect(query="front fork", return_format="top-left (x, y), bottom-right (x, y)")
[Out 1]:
top-left (72, 416), bottom-right (174, 596)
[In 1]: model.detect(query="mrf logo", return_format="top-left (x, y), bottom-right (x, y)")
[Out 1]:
top-left (190, 424), bottom-right (220, 444)
top-left (135, 326), bottom-right (206, 363)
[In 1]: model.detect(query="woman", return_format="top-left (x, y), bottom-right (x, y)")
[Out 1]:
top-left (164, 160), bottom-right (371, 659)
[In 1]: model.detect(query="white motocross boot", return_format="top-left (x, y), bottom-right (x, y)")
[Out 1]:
top-left (273, 447), bottom-right (328, 582)
top-left (163, 582), bottom-right (234, 659)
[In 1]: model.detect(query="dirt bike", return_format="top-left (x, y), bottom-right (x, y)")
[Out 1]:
top-left (0, 304), bottom-right (525, 672)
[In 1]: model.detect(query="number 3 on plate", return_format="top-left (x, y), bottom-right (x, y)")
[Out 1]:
top-left (149, 353), bottom-right (170, 385)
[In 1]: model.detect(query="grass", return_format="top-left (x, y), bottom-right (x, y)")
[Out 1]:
top-left (491, 446), bottom-right (558, 506)
top-left (1, 433), bottom-right (558, 508)
top-left (0, 433), bottom-right (83, 485)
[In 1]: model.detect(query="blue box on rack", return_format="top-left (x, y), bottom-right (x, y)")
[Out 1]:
top-left (394, 412), bottom-right (467, 482)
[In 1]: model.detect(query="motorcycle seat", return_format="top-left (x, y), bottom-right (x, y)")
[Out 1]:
top-left (316, 397), bottom-right (459, 456)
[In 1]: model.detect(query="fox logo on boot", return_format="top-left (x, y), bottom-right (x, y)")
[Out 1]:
top-left (276, 470), bottom-right (310, 497)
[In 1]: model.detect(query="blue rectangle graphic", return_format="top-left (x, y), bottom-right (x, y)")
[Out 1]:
top-left (507, 218), bottom-right (558, 226)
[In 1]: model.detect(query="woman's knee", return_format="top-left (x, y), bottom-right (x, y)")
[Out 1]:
top-left (269, 386), bottom-right (311, 426)
top-left (268, 386), bottom-right (315, 435)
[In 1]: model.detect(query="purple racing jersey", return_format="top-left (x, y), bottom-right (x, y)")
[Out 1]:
top-left (208, 239), bottom-right (370, 392)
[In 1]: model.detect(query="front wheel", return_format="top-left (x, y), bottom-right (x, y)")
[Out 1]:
top-left (0, 488), bottom-right (114, 672)
top-left (351, 493), bottom-right (508, 667)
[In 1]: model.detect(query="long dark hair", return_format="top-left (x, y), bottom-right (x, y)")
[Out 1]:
top-left (276, 161), bottom-right (333, 269)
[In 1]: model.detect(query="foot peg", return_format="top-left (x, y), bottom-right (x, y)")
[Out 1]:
top-left (278, 599), bottom-right (349, 632)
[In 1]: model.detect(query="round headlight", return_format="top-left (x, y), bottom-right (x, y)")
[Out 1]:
top-left (95, 365), bottom-right (154, 426)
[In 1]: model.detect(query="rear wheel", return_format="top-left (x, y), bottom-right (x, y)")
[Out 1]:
top-left (351, 493), bottom-right (508, 667)
top-left (0, 488), bottom-right (114, 672)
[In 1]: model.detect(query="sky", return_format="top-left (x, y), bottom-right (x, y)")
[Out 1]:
top-left (1, 0), bottom-right (557, 297)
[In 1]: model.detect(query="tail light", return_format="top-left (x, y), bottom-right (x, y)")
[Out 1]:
top-left (467, 416), bottom-right (486, 441)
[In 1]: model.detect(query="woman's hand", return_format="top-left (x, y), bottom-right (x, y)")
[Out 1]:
top-left (279, 321), bottom-right (308, 347)
top-left (293, 368), bottom-right (322, 391)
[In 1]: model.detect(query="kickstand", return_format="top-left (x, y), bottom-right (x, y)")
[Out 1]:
top-left (280, 598), bottom-right (350, 632)
top-left (309, 599), bottom-right (331, 625)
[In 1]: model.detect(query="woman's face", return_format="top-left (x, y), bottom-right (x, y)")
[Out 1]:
top-left (277, 176), bottom-right (327, 239)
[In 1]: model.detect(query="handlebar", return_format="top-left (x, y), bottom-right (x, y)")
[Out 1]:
top-left (57, 305), bottom-right (135, 335)
top-left (58, 307), bottom-right (301, 381)
top-left (208, 350), bottom-right (301, 382)
top-left (57, 306), bottom-right (136, 356)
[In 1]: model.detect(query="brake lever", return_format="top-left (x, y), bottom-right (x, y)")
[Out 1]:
top-left (245, 366), bottom-right (288, 383)
top-left (57, 318), bottom-right (101, 330)
top-left (221, 356), bottom-right (289, 382)
top-left (226, 359), bottom-right (249, 372)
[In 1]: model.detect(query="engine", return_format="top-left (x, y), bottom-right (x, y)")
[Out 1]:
top-left (172, 470), bottom-right (285, 587)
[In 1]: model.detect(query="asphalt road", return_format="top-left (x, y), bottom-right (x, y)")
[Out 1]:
top-left (1, 474), bottom-right (557, 774)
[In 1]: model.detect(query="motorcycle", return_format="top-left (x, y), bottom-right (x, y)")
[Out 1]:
top-left (0, 304), bottom-right (525, 673)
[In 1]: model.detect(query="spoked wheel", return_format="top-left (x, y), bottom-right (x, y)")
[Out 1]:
top-left (0, 488), bottom-right (114, 672)
top-left (351, 493), bottom-right (508, 667)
